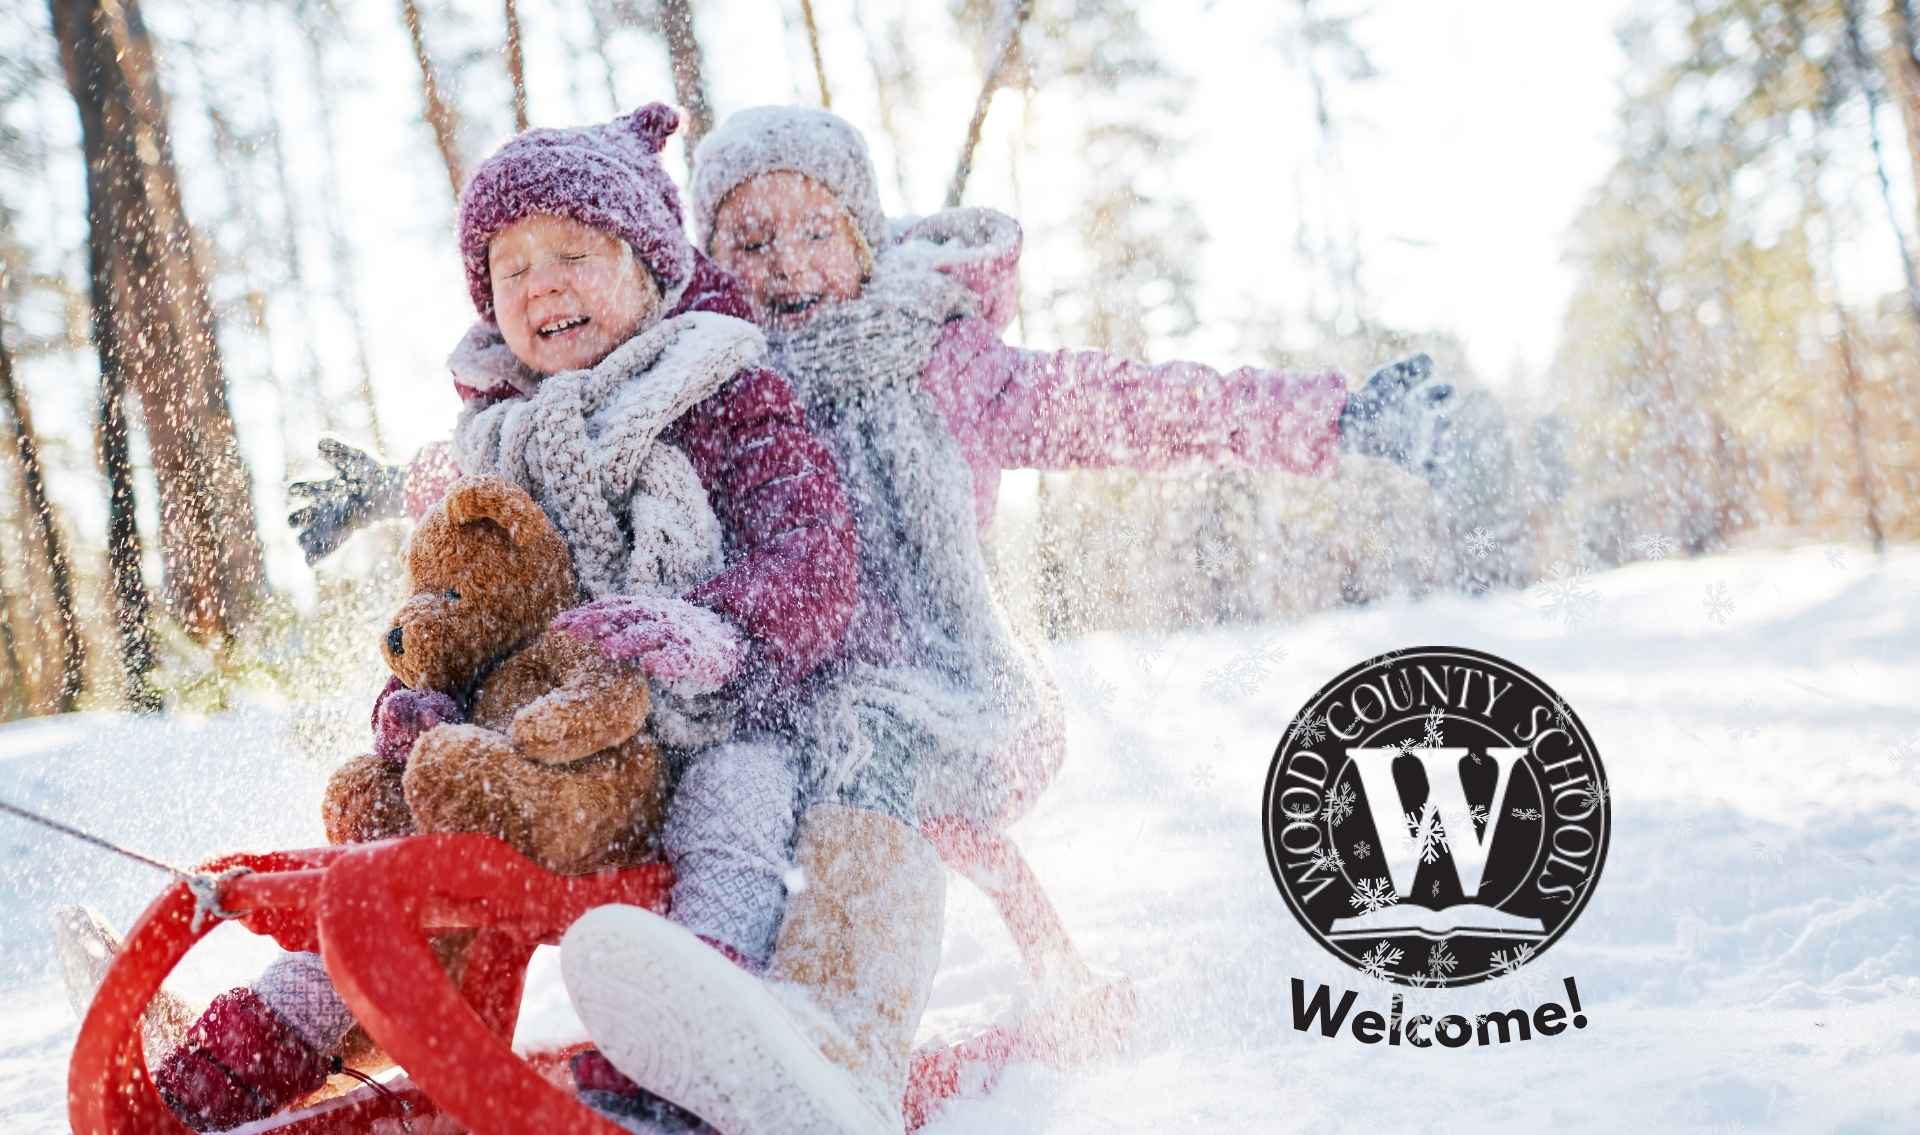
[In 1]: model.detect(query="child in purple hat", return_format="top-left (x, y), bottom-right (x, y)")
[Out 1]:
top-left (63, 104), bottom-right (859, 1132)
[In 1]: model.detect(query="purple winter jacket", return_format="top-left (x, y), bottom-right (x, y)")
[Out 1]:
top-left (396, 252), bottom-right (857, 722)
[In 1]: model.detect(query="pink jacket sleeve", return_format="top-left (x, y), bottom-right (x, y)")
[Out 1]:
top-left (922, 316), bottom-right (1350, 477)
top-left (402, 440), bottom-right (462, 520)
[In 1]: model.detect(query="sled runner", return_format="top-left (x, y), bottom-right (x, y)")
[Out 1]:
top-left (69, 825), bottom-right (1135, 1134)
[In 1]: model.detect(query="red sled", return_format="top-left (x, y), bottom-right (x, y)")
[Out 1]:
top-left (69, 819), bottom-right (1135, 1133)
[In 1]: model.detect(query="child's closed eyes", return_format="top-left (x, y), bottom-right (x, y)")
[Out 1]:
top-left (495, 249), bottom-right (597, 281)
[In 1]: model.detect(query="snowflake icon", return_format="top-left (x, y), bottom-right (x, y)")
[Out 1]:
top-left (1404, 807), bottom-right (1450, 864)
top-left (1463, 526), bottom-right (1495, 559)
top-left (1425, 941), bottom-right (1459, 978)
top-left (1194, 538), bottom-right (1235, 576)
top-left (1703, 582), bottom-right (1734, 626)
top-left (1370, 647), bottom-right (1405, 670)
top-left (1358, 940), bottom-right (1405, 981)
top-left (1205, 642), bottom-right (1287, 700)
top-left (1348, 877), bottom-right (1397, 914)
top-left (1883, 734), bottom-right (1920, 777)
top-left (1634, 533), bottom-right (1676, 560)
top-left (1489, 943), bottom-right (1536, 976)
top-left (1422, 707), bottom-right (1446, 747)
top-left (1322, 782), bottom-right (1357, 826)
top-left (1350, 839), bottom-right (1372, 859)
top-left (1535, 561), bottom-right (1601, 627)
top-left (1288, 713), bottom-right (1328, 747)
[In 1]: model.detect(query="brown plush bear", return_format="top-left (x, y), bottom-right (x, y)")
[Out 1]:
top-left (322, 476), bottom-right (668, 874)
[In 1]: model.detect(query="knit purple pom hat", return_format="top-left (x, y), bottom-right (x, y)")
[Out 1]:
top-left (458, 103), bottom-right (695, 322)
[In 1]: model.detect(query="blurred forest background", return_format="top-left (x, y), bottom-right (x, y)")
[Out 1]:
top-left (0, 0), bottom-right (1915, 724)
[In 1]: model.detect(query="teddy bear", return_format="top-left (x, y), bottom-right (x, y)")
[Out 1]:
top-left (321, 475), bottom-right (669, 875)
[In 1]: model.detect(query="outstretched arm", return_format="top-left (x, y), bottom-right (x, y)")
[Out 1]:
top-left (922, 317), bottom-right (1350, 477)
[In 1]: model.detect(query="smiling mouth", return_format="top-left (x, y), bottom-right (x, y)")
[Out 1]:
top-left (769, 295), bottom-right (819, 318)
top-left (538, 315), bottom-right (589, 337)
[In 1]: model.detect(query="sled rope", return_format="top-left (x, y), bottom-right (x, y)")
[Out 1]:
top-left (328, 1057), bottom-right (413, 1130)
top-left (0, 795), bottom-right (250, 932)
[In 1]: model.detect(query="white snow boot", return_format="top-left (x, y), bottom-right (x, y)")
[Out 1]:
top-left (52, 905), bottom-right (194, 1058)
top-left (562, 803), bottom-right (946, 1135)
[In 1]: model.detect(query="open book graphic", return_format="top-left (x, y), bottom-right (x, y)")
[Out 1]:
top-left (1327, 902), bottom-right (1547, 939)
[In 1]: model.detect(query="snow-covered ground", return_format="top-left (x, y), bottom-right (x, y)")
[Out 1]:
top-left (4, 544), bottom-right (1917, 1132)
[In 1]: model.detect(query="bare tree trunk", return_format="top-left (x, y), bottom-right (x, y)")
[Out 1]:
top-left (96, 334), bottom-right (162, 712)
top-left (0, 327), bottom-right (83, 711)
top-left (76, 179), bottom-right (164, 714)
top-left (851, 0), bottom-right (914, 200)
top-left (0, 565), bottom-right (26, 719)
top-left (656, 0), bottom-right (713, 160)
top-left (1804, 126), bottom-right (1887, 557)
top-left (585, 0), bottom-right (626, 113)
top-left (399, 0), bottom-right (465, 202)
top-left (1831, 307), bottom-right (1886, 554)
top-left (1844, 0), bottom-right (1920, 329)
top-left (304, 1), bottom-right (388, 454)
top-left (946, 0), bottom-right (1033, 208)
top-left (1889, 0), bottom-right (1920, 249)
top-left (504, 0), bottom-right (530, 131)
top-left (798, 0), bottom-right (831, 107)
top-left (255, 43), bottom-right (339, 443)
top-left (199, 94), bottom-right (308, 473)
top-left (52, 0), bottom-right (267, 644)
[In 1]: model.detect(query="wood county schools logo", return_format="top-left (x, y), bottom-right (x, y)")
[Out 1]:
top-left (1263, 646), bottom-right (1609, 988)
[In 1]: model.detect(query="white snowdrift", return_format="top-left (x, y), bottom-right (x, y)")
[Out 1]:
top-left (3, 543), bottom-right (1916, 1132)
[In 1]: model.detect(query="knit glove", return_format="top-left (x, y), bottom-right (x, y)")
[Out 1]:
top-left (1338, 353), bottom-right (1455, 484)
top-left (287, 439), bottom-right (407, 565)
top-left (369, 676), bottom-right (463, 764)
top-left (552, 594), bottom-right (746, 698)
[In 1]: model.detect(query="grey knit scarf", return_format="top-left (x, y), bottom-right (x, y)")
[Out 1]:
top-left (767, 249), bottom-right (1061, 820)
top-left (449, 311), bottom-right (766, 749)
top-left (451, 312), bottom-right (763, 602)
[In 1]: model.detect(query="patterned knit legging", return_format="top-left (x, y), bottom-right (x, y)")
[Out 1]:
top-left (661, 735), bottom-right (803, 965)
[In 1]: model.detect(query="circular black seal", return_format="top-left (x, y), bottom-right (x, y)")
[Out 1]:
top-left (1262, 646), bottom-right (1609, 988)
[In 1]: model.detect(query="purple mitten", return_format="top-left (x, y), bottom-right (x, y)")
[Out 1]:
top-left (370, 677), bottom-right (463, 763)
top-left (552, 595), bottom-right (744, 696)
